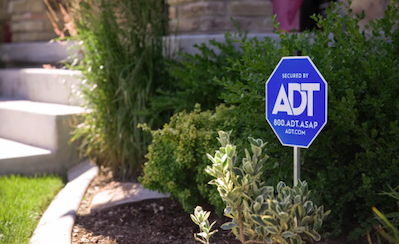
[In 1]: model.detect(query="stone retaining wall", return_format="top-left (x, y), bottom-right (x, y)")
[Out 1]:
top-left (167, 0), bottom-right (275, 34)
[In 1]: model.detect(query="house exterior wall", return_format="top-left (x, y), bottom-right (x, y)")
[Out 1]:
top-left (0, 0), bottom-right (393, 43)
top-left (5, 0), bottom-right (58, 42)
top-left (349, 0), bottom-right (390, 31)
top-left (167, 0), bottom-right (275, 34)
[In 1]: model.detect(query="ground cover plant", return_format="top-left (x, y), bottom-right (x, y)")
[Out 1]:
top-left (0, 175), bottom-right (63, 244)
top-left (68, 0), bottom-right (168, 177)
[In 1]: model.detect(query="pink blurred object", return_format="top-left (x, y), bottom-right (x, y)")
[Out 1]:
top-left (271, 0), bottom-right (303, 32)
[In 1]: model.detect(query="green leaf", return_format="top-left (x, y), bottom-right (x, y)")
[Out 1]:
top-left (313, 218), bottom-right (323, 230)
top-left (304, 230), bottom-right (321, 241)
top-left (224, 206), bottom-right (233, 215)
top-left (281, 231), bottom-right (296, 238)
top-left (301, 216), bottom-right (312, 224)
top-left (303, 201), bottom-right (314, 214)
top-left (262, 216), bottom-right (279, 226)
top-left (294, 195), bottom-right (301, 204)
top-left (256, 195), bottom-right (264, 204)
top-left (190, 214), bottom-right (198, 224)
top-left (265, 237), bottom-right (273, 243)
top-left (277, 182), bottom-right (286, 194)
top-left (251, 144), bottom-right (262, 157)
top-left (291, 226), bottom-right (306, 233)
top-left (279, 212), bottom-right (290, 221)
top-left (251, 215), bottom-right (265, 227)
top-left (253, 202), bottom-right (261, 213)
top-left (324, 210), bottom-right (331, 217)
top-left (293, 204), bottom-right (306, 219)
top-left (221, 222), bottom-right (238, 230)
top-left (265, 226), bottom-right (279, 235)
top-left (206, 153), bottom-right (216, 164)
top-left (290, 235), bottom-right (303, 244)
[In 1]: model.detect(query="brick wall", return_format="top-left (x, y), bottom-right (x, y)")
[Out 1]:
top-left (7, 0), bottom-right (58, 42)
top-left (167, 0), bottom-right (274, 34)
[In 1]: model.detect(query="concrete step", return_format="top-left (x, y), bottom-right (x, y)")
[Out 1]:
top-left (0, 41), bottom-right (77, 65)
top-left (0, 99), bottom-right (85, 151)
top-left (0, 138), bottom-right (57, 175)
top-left (0, 68), bottom-right (83, 106)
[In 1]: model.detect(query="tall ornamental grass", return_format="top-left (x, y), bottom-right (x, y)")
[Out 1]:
top-left (68, 0), bottom-right (168, 176)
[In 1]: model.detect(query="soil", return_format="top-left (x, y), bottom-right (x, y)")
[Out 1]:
top-left (71, 168), bottom-right (369, 244)
top-left (71, 168), bottom-right (239, 244)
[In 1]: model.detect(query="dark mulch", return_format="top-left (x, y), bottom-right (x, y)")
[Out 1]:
top-left (73, 197), bottom-right (239, 244)
top-left (72, 169), bottom-right (239, 244)
top-left (71, 169), bottom-right (370, 244)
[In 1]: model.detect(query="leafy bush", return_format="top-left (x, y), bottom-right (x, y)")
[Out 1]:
top-left (139, 104), bottom-right (252, 213)
top-left (216, 1), bottom-right (399, 237)
top-left (193, 131), bottom-right (330, 244)
top-left (150, 30), bottom-right (245, 114)
top-left (68, 0), bottom-right (168, 175)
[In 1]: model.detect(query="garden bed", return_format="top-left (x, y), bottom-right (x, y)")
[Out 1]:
top-left (71, 169), bottom-right (239, 244)
top-left (72, 169), bottom-right (371, 244)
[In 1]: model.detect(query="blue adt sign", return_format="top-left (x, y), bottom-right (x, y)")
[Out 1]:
top-left (266, 56), bottom-right (327, 148)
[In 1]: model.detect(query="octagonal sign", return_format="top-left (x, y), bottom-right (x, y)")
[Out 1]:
top-left (266, 56), bottom-right (328, 148)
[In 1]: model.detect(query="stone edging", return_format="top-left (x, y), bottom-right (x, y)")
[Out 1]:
top-left (30, 160), bottom-right (99, 244)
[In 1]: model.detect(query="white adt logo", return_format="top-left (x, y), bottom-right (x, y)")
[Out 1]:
top-left (272, 83), bottom-right (320, 116)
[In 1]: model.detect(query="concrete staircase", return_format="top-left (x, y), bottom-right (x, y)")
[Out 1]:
top-left (0, 67), bottom-right (84, 176)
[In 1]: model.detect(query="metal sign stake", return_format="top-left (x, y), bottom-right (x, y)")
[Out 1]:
top-left (293, 146), bottom-right (300, 186)
top-left (294, 50), bottom-right (301, 187)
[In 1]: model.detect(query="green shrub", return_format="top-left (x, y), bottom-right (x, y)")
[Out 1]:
top-left (216, 1), bottom-right (399, 237)
top-left (139, 104), bottom-right (251, 213)
top-left (69, 0), bottom-right (168, 175)
top-left (150, 30), bottom-right (245, 114)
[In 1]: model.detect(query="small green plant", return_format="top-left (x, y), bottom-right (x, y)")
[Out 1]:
top-left (192, 131), bottom-right (330, 244)
top-left (367, 186), bottom-right (399, 244)
top-left (191, 206), bottom-right (218, 244)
